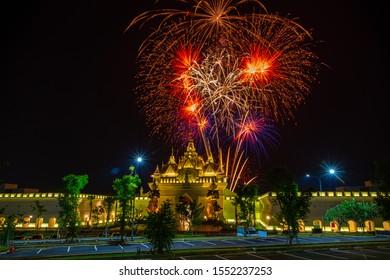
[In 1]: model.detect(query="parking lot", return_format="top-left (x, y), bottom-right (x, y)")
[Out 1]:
top-left (178, 246), bottom-right (390, 260)
top-left (2, 234), bottom-right (390, 260)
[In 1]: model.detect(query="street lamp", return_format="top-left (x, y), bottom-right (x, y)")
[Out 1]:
top-left (305, 168), bottom-right (335, 192)
top-left (306, 169), bottom-right (338, 225)
top-left (131, 156), bottom-right (143, 241)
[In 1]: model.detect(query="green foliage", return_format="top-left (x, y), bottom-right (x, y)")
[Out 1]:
top-left (266, 166), bottom-right (312, 245)
top-left (101, 196), bottom-right (116, 236)
top-left (0, 215), bottom-right (17, 245)
top-left (340, 199), bottom-right (378, 231)
top-left (0, 207), bottom-right (23, 245)
top-left (102, 196), bottom-right (116, 224)
top-left (325, 199), bottom-right (378, 232)
top-left (323, 204), bottom-right (348, 231)
top-left (58, 174), bottom-right (88, 240)
top-left (234, 184), bottom-right (258, 227)
top-left (112, 169), bottom-right (141, 241)
top-left (144, 199), bottom-right (177, 254)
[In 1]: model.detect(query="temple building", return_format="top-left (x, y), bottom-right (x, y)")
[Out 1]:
top-left (142, 139), bottom-right (235, 230)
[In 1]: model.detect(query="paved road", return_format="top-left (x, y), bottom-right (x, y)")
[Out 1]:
top-left (1, 234), bottom-right (390, 260)
top-left (178, 245), bottom-right (390, 260)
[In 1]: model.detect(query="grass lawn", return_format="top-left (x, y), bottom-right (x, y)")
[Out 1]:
top-left (0, 245), bottom-right (9, 253)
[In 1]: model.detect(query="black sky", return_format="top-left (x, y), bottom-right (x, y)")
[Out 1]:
top-left (1, 0), bottom-right (389, 194)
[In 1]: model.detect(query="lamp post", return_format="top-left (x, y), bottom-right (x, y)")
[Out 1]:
top-left (131, 157), bottom-right (143, 241)
top-left (306, 169), bottom-right (337, 229)
top-left (305, 169), bottom-right (335, 192)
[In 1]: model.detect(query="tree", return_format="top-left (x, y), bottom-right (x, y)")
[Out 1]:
top-left (112, 167), bottom-right (141, 242)
top-left (323, 204), bottom-right (348, 232)
top-left (144, 199), bottom-right (177, 254)
top-left (265, 166), bottom-right (312, 245)
top-left (87, 195), bottom-right (95, 227)
top-left (175, 195), bottom-right (204, 233)
top-left (102, 196), bottom-right (116, 237)
top-left (373, 159), bottom-right (390, 221)
top-left (30, 200), bottom-right (47, 229)
top-left (231, 197), bottom-right (240, 227)
top-left (132, 208), bottom-right (145, 235)
top-left (340, 198), bottom-right (378, 232)
top-left (234, 184), bottom-right (259, 228)
top-left (58, 174), bottom-right (88, 241)
top-left (0, 207), bottom-right (23, 245)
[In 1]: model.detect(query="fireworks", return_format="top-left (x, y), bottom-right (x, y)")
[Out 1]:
top-left (128, 0), bottom-right (321, 190)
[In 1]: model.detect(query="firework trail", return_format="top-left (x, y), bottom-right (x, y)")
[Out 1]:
top-left (127, 0), bottom-right (321, 191)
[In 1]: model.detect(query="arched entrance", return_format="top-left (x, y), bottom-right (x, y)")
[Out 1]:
top-left (313, 219), bottom-right (322, 228)
top-left (330, 221), bottom-right (339, 232)
top-left (48, 217), bottom-right (56, 228)
top-left (35, 217), bottom-right (43, 228)
top-left (298, 219), bottom-right (305, 232)
top-left (22, 216), bottom-right (31, 228)
top-left (348, 220), bottom-right (357, 232)
top-left (365, 220), bottom-right (375, 232)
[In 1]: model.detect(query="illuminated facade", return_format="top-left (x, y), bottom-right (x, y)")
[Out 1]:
top-left (1, 141), bottom-right (389, 232)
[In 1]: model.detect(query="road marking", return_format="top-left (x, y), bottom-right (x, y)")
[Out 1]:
top-left (305, 250), bottom-right (348, 259)
top-left (201, 240), bottom-right (217, 245)
top-left (140, 243), bottom-right (149, 248)
top-left (37, 249), bottom-right (42, 254)
top-left (94, 245), bottom-right (97, 251)
top-left (180, 241), bottom-right (195, 246)
top-left (278, 252), bottom-right (311, 260)
top-left (359, 248), bottom-right (390, 255)
top-left (216, 255), bottom-right (228, 260)
top-left (330, 248), bottom-right (376, 258)
top-left (246, 252), bottom-right (269, 260)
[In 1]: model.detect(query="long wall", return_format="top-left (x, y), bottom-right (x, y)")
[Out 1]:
top-left (1, 190), bottom-right (388, 232)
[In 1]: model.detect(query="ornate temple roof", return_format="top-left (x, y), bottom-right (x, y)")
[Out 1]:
top-left (151, 139), bottom-right (225, 184)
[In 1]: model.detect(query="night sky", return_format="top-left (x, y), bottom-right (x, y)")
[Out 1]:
top-left (1, 1), bottom-right (388, 194)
